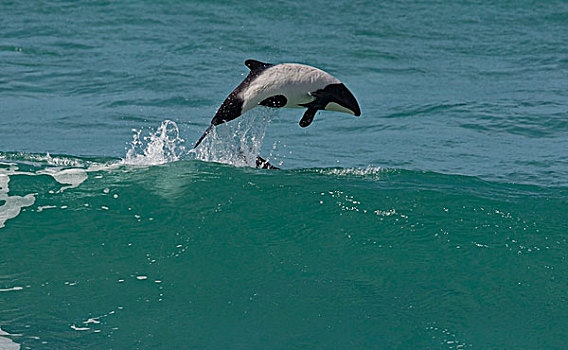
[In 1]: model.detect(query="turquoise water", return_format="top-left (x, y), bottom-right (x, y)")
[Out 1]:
top-left (1, 1), bottom-right (567, 349)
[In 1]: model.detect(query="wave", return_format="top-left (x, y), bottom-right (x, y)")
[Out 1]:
top-left (1, 115), bottom-right (566, 231)
top-left (1, 154), bottom-right (564, 230)
top-left (1, 134), bottom-right (566, 350)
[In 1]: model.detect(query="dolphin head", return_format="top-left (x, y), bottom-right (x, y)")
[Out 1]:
top-left (320, 83), bottom-right (361, 116)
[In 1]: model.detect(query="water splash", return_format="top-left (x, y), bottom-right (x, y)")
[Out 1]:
top-left (0, 119), bottom-right (187, 229)
top-left (123, 120), bottom-right (186, 166)
top-left (1, 113), bottom-right (275, 229)
top-left (123, 112), bottom-right (278, 168)
top-left (191, 109), bottom-right (276, 167)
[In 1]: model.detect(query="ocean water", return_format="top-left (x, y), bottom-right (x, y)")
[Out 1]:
top-left (1, 0), bottom-right (567, 349)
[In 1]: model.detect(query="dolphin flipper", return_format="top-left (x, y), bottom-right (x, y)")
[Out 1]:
top-left (298, 90), bottom-right (329, 127)
top-left (299, 108), bottom-right (318, 127)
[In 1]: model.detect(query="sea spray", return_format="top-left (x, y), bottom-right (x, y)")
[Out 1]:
top-left (191, 108), bottom-right (277, 167)
top-left (124, 120), bottom-right (186, 166)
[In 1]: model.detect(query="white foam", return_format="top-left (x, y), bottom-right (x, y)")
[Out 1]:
top-left (43, 153), bottom-right (85, 168)
top-left (0, 163), bottom-right (87, 228)
top-left (83, 318), bottom-right (100, 325)
top-left (1, 153), bottom-right (85, 168)
top-left (0, 173), bottom-right (9, 192)
top-left (0, 120), bottom-right (185, 230)
top-left (0, 173), bottom-right (36, 229)
top-left (0, 152), bottom-right (126, 229)
top-left (0, 327), bottom-right (20, 350)
top-left (0, 162), bottom-right (92, 228)
top-left (322, 165), bottom-right (384, 177)
top-left (37, 168), bottom-right (88, 192)
top-left (36, 205), bottom-right (57, 213)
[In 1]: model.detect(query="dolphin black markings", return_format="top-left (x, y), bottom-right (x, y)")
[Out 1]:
top-left (194, 59), bottom-right (361, 168)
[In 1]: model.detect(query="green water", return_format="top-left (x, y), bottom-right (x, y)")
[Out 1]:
top-left (1, 156), bottom-right (566, 348)
top-left (1, 0), bottom-right (568, 348)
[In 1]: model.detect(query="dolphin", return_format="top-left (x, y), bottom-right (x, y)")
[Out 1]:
top-left (193, 59), bottom-right (361, 149)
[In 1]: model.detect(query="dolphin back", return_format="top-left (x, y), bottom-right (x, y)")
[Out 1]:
top-left (210, 60), bottom-right (274, 126)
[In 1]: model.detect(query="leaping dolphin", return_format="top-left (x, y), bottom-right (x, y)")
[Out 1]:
top-left (193, 59), bottom-right (361, 149)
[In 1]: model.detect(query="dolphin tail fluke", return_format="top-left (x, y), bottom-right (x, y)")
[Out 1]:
top-left (194, 124), bottom-right (214, 149)
top-left (256, 156), bottom-right (279, 169)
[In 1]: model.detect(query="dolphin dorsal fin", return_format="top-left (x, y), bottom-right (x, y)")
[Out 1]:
top-left (245, 59), bottom-right (273, 72)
